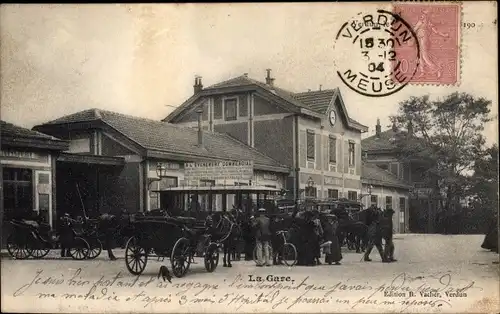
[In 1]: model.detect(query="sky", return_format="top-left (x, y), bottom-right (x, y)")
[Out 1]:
top-left (1, 3), bottom-right (498, 144)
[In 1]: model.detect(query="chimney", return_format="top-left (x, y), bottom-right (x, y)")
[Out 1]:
top-left (375, 118), bottom-right (381, 137)
top-left (407, 120), bottom-right (413, 137)
top-left (319, 85), bottom-right (322, 91)
top-left (265, 69), bottom-right (274, 86)
top-left (193, 76), bottom-right (203, 94)
top-left (196, 108), bottom-right (203, 146)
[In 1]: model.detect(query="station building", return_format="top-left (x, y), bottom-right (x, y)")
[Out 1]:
top-left (163, 71), bottom-right (369, 202)
top-left (32, 109), bottom-right (289, 219)
top-left (163, 71), bottom-right (412, 233)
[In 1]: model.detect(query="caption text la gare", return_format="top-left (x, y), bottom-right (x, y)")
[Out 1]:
top-left (247, 274), bottom-right (294, 283)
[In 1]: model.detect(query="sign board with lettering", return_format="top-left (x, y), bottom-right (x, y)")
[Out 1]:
top-left (324, 176), bottom-right (342, 186)
top-left (184, 161), bottom-right (253, 181)
top-left (0, 150), bottom-right (48, 163)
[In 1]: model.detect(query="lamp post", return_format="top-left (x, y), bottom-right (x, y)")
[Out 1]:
top-left (148, 162), bottom-right (168, 188)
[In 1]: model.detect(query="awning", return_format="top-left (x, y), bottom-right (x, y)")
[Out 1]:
top-left (57, 153), bottom-right (125, 166)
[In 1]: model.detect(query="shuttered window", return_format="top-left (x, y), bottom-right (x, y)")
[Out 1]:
top-left (306, 130), bottom-right (315, 160)
top-left (329, 136), bottom-right (337, 163)
top-left (348, 191), bottom-right (357, 201)
top-left (224, 98), bottom-right (237, 121)
top-left (348, 141), bottom-right (355, 166)
top-left (386, 196), bottom-right (393, 210)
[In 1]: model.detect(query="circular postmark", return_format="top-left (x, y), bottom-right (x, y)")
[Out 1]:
top-left (333, 9), bottom-right (420, 97)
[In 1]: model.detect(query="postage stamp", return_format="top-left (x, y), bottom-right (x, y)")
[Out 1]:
top-left (393, 2), bottom-right (462, 85)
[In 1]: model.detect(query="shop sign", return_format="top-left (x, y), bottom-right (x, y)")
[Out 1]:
top-left (1, 150), bottom-right (40, 159)
top-left (184, 160), bottom-right (253, 181)
top-left (324, 176), bottom-right (342, 186)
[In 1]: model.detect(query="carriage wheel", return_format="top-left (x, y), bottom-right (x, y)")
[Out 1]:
top-left (69, 237), bottom-right (90, 260)
top-left (87, 239), bottom-right (103, 260)
top-left (171, 238), bottom-right (191, 278)
top-left (282, 243), bottom-right (297, 267)
top-left (204, 243), bottom-right (219, 272)
top-left (125, 236), bottom-right (148, 275)
top-left (6, 234), bottom-right (33, 260)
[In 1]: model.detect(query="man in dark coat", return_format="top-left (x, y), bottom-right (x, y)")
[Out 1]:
top-left (381, 208), bottom-right (397, 262)
top-left (363, 205), bottom-right (388, 262)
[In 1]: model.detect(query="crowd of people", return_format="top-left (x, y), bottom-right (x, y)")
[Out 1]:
top-left (250, 204), bottom-right (398, 267)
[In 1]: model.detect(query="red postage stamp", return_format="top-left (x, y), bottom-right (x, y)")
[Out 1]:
top-left (393, 2), bottom-right (461, 85)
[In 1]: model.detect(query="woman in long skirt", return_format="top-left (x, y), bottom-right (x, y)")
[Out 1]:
top-left (323, 214), bottom-right (342, 265)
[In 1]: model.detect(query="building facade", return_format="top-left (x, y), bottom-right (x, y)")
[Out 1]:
top-left (33, 109), bottom-right (289, 218)
top-left (1, 120), bottom-right (69, 246)
top-left (163, 71), bottom-right (369, 201)
top-left (362, 119), bottom-right (431, 233)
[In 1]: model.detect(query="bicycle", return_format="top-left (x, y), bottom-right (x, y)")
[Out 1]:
top-left (253, 230), bottom-right (297, 267)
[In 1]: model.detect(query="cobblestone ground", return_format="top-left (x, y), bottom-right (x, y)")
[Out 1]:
top-left (1, 234), bottom-right (499, 313)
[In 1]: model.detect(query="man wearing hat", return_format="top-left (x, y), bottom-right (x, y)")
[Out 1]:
top-left (381, 208), bottom-right (397, 262)
top-left (253, 208), bottom-right (272, 266)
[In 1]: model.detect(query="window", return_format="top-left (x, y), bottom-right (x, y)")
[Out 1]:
top-left (386, 196), bottom-right (393, 210)
top-left (399, 197), bottom-right (406, 211)
top-left (370, 195), bottom-right (378, 206)
top-left (214, 101), bottom-right (223, 119)
top-left (307, 130), bottom-right (315, 160)
top-left (348, 141), bottom-right (355, 167)
top-left (38, 194), bottom-right (50, 223)
top-left (329, 136), bottom-right (337, 163)
top-left (348, 191), bottom-right (357, 201)
top-left (328, 189), bottom-right (339, 199)
top-left (224, 98), bottom-right (237, 121)
top-left (3, 168), bottom-right (33, 213)
top-left (305, 186), bottom-right (317, 198)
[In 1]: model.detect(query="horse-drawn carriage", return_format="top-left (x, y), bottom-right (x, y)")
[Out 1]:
top-left (6, 216), bottom-right (91, 260)
top-left (124, 215), bottom-right (219, 277)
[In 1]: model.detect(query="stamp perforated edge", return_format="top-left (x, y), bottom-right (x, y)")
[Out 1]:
top-left (391, 0), bottom-right (463, 87)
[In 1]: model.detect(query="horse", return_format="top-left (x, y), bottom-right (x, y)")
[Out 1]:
top-left (334, 209), bottom-right (368, 253)
top-left (209, 212), bottom-right (241, 267)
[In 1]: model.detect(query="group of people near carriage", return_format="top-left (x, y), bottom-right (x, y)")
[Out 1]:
top-left (234, 202), bottom-right (399, 267)
top-left (5, 200), bottom-right (400, 267)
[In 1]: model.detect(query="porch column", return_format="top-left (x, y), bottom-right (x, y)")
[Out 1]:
top-left (51, 156), bottom-right (57, 227)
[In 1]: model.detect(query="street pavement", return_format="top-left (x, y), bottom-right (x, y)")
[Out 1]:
top-left (1, 234), bottom-right (499, 313)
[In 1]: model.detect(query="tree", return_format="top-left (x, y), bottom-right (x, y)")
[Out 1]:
top-left (469, 144), bottom-right (499, 213)
top-left (390, 92), bottom-right (493, 214)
